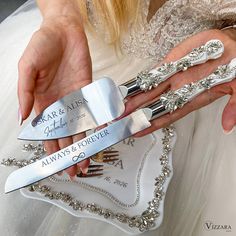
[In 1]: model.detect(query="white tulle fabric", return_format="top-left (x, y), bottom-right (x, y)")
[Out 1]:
top-left (0, 0), bottom-right (236, 235)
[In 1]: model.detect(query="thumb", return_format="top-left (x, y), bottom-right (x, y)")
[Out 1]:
top-left (222, 94), bottom-right (236, 134)
top-left (17, 57), bottom-right (37, 124)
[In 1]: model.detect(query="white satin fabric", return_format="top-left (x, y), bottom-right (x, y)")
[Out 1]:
top-left (0, 0), bottom-right (236, 235)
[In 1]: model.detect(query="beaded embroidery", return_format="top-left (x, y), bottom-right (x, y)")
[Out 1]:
top-left (1, 127), bottom-right (175, 232)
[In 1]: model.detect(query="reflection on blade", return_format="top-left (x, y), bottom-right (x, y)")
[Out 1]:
top-left (6, 110), bottom-right (151, 193)
top-left (18, 78), bottom-right (125, 140)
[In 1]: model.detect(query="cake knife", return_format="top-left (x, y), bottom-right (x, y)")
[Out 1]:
top-left (5, 57), bottom-right (236, 193)
top-left (18, 40), bottom-right (224, 141)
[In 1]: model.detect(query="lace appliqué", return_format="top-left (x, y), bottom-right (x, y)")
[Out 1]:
top-left (121, 0), bottom-right (224, 64)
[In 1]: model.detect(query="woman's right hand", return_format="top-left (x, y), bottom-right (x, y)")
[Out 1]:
top-left (18, 1), bottom-right (92, 178)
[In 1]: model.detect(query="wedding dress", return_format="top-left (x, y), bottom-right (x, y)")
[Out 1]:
top-left (0, 0), bottom-right (236, 235)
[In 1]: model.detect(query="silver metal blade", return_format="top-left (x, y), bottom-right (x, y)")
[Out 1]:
top-left (18, 77), bottom-right (125, 140)
top-left (5, 110), bottom-right (151, 193)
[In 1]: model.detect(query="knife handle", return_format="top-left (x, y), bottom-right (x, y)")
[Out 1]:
top-left (119, 39), bottom-right (224, 98)
top-left (143, 58), bottom-right (236, 121)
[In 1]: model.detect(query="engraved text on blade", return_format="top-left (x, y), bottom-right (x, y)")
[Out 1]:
top-left (41, 129), bottom-right (109, 167)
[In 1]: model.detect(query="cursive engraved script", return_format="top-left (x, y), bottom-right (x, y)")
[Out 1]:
top-left (33, 98), bottom-right (88, 126)
top-left (44, 118), bottom-right (67, 137)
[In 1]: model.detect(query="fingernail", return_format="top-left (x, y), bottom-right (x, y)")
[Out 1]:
top-left (81, 167), bottom-right (88, 174)
top-left (223, 126), bottom-right (235, 135)
top-left (77, 168), bottom-right (81, 175)
top-left (57, 171), bottom-right (63, 176)
top-left (69, 175), bottom-right (76, 181)
top-left (18, 107), bottom-right (23, 126)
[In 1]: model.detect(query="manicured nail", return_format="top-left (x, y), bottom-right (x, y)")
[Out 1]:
top-left (57, 171), bottom-right (63, 176)
top-left (81, 167), bottom-right (88, 174)
top-left (77, 168), bottom-right (81, 175)
top-left (18, 107), bottom-right (23, 126)
top-left (223, 126), bottom-right (235, 135)
top-left (69, 175), bottom-right (76, 181)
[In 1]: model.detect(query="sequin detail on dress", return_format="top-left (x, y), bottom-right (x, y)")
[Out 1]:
top-left (121, 0), bottom-right (229, 63)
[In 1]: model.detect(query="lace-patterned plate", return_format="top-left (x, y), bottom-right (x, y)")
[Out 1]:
top-left (17, 128), bottom-right (176, 234)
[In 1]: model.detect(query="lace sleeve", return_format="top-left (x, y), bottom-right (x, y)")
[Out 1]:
top-left (213, 0), bottom-right (236, 21)
top-left (189, 0), bottom-right (236, 23)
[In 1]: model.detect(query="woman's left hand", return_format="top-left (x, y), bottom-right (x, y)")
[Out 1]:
top-left (124, 29), bottom-right (236, 136)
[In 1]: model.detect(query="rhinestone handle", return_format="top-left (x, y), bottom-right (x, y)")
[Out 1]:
top-left (119, 39), bottom-right (224, 98)
top-left (143, 58), bottom-right (236, 121)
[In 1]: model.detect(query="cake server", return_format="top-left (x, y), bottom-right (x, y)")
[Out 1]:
top-left (6, 57), bottom-right (236, 193)
top-left (18, 40), bottom-right (223, 141)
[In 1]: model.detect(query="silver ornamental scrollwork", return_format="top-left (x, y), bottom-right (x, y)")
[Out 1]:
top-left (160, 61), bottom-right (236, 113)
top-left (136, 40), bottom-right (224, 91)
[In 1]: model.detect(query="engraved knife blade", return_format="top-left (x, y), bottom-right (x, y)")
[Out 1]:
top-left (6, 110), bottom-right (151, 193)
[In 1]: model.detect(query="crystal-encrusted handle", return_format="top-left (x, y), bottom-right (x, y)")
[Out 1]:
top-left (143, 58), bottom-right (236, 121)
top-left (119, 39), bottom-right (224, 98)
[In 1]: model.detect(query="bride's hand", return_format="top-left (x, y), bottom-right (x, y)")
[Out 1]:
top-left (17, 14), bottom-right (91, 178)
top-left (124, 29), bottom-right (236, 136)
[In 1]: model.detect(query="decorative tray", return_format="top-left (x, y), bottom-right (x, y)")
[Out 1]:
top-left (3, 127), bottom-right (176, 234)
